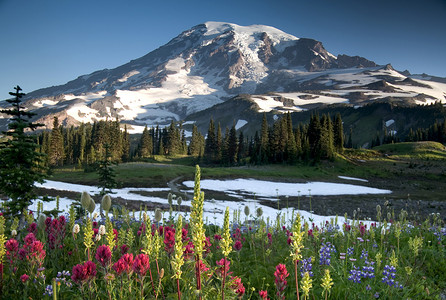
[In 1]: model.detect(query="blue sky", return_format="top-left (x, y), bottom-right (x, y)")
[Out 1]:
top-left (0, 0), bottom-right (445, 96)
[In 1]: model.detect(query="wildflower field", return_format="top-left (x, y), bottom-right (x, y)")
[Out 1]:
top-left (0, 166), bottom-right (445, 299)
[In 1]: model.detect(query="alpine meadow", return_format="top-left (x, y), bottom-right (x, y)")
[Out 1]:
top-left (0, 20), bottom-right (445, 300)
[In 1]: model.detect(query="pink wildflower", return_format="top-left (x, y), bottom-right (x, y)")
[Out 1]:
top-left (259, 290), bottom-right (270, 300)
top-left (274, 264), bottom-right (289, 299)
top-left (20, 274), bottom-right (29, 283)
top-left (133, 253), bottom-right (150, 277)
top-left (95, 245), bottom-right (112, 268)
top-left (163, 227), bottom-right (175, 255)
top-left (230, 276), bottom-right (245, 298)
top-left (27, 223), bottom-right (37, 234)
top-left (216, 258), bottom-right (231, 278)
top-left (71, 261), bottom-right (96, 284)
top-left (120, 244), bottom-right (129, 255)
top-left (5, 239), bottom-right (19, 252)
top-left (120, 253), bottom-right (134, 273)
top-left (112, 259), bottom-right (126, 276)
top-left (234, 240), bottom-right (243, 251)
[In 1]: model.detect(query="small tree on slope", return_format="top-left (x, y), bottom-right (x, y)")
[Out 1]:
top-left (0, 86), bottom-right (48, 216)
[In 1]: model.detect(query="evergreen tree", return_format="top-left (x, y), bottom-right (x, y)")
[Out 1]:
top-left (216, 123), bottom-right (223, 163)
top-left (189, 124), bottom-right (204, 157)
top-left (96, 143), bottom-right (117, 196)
top-left (166, 121), bottom-right (180, 155)
top-left (77, 124), bottom-right (87, 167)
top-left (320, 114), bottom-right (334, 159)
top-left (138, 126), bottom-right (153, 158)
top-left (346, 127), bottom-right (353, 148)
top-left (237, 131), bottom-right (246, 163)
top-left (0, 86), bottom-right (48, 216)
top-left (285, 115), bottom-right (297, 163)
top-left (48, 116), bottom-right (65, 166)
top-left (308, 114), bottom-right (322, 161)
top-left (204, 119), bottom-right (216, 162)
top-left (333, 113), bottom-right (344, 153)
top-left (121, 125), bottom-right (130, 162)
top-left (227, 123), bottom-right (238, 164)
top-left (260, 113), bottom-right (269, 163)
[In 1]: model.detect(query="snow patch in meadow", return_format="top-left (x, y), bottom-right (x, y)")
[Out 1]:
top-left (32, 178), bottom-right (388, 229)
top-left (338, 176), bottom-right (368, 182)
top-left (183, 178), bottom-right (390, 197)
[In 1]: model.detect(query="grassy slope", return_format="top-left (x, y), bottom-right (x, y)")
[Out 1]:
top-left (48, 141), bottom-right (446, 198)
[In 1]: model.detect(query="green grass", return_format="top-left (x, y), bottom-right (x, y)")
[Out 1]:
top-left (374, 141), bottom-right (446, 159)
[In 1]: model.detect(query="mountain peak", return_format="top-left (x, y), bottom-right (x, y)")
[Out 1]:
top-left (202, 21), bottom-right (299, 43)
top-left (2, 22), bottom-right (442, 133)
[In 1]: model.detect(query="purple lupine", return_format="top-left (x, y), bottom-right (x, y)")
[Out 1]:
top-left (319, 242), bottom-right (336, 266)
top-left (348, 265), bottom-right (362, 283)
top-left (347, 247), bottom-right (354, 256)
top-left (361, 260), bottom-right (375, 279)
top-left (300, 257), bottom-right (314, 278)
top-left (360, 249), bottom-right (368, 260)
top-left (382, 265), bottom-right (401, 288)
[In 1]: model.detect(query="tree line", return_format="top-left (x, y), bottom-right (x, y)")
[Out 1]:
top-left (37, 112), bottom-right (345, 167)
top-left (371, 119), bottom-right (446, 147)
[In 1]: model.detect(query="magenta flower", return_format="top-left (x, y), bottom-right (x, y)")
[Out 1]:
top-left (72, 261), bottom-right (97, 285)
top-left (95, 245), bottom-right (112, 268)
top-left (120, 244), bottom-right (129, 255)
top-left (259, 290), bottom-right (270, 300)
top-left (24, 233), bottom-right (36, 247)
top-left (163, 227), bottom-right (175, 254)
top-left (274, 264), bottom-right (289, 298)
top-left (27, 223), bottom-right (37, 234)
top-left (20, 274), bottom-right (29, 283)
top-left (120, 253), bottom-right (134, 274)
top-left (112, 259), bottom-right (126, 276)
top-left (183, 241), bottom-right (195, 260)
top-left (216, 258), bottom-right (231, 278)
top-left (181, 227), bottom-right (189, 242)
top-left (84, 261), bottom-right (97, 279)
top-left (71, 264), bottom-right (88, 284)
top-left (133, 253), bottom-right (150, 277)
top-left (5, 239), bottom-right (19, 252)
top-left (234, 240), bottom-right (243, 251)
top-left (230, 276), bottom-right (245, 298)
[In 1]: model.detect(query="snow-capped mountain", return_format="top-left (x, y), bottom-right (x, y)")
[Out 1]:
top-left (1, 21), bottom-right (445, 133)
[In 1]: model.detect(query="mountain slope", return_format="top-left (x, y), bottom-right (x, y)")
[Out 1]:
top-left (0, 22), bottom-right (445, 134)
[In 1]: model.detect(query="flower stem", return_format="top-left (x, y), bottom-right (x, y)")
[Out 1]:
top-left (222, 256), bottom-right (227, 300)
top-left (295, 260), bottom-right (300, 300)
top-left (177, 278), bottom-right (181, 300)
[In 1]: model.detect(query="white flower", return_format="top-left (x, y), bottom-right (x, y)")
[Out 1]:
top-left (73, 224), bottom-right (80, 234)
top-left (95, 234), bottom-right (101, 242)
top-left (11, 229), bottom-right (17, 237)
top-left (99, 225), bottom-right (106, 235)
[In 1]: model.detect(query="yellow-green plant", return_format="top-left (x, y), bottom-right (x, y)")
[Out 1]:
top-left (171, 215), bottom-right (184, 300)
top-left (320, 269), bottom-right (333, 300)
top-left (301, 271), bottom-right (312, 300)
top-left (408, 236), bottom-right (423, 257)
top-left (290, 213), bottom-right (305, 299)
top-left (142, 215), bottom-right (154, 256)
top-left (220, 207), bottom-right (233, 300)
top-left (0, 215), bottom-right (6, 264)
top-left (190, 165), bottom-right (206, 299)
top-left (68, 205), bottom-right (76, 236)
top-left (83, 217), bottom-right (94, 261)
top-left (105, 216), bottom-right (116, 252)
top-left (390, 249), bottom-right (398, 267)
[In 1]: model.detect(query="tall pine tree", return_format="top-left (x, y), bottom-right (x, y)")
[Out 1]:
top-left (0, 86), bottom-right (48, 216)
top-left (48, 116), bottom-right (65, 166)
